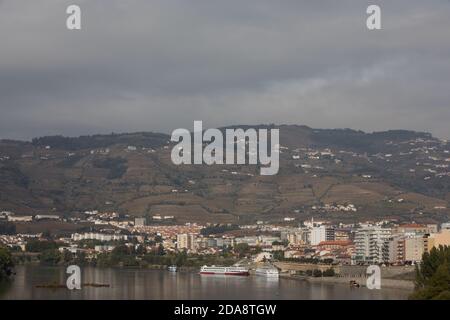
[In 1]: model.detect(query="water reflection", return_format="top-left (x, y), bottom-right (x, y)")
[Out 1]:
top-left (0, 265), bottom-right (411, 300)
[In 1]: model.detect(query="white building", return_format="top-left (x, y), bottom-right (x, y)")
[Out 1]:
top-left (176, 233), bottom-right (197, 252)
top-left (310, 226), bottom-right (327, 245)
top-left (253, 252), bottom-right (273, 262)
top-left (71, 233), bottom-right (128, 242)
top-left (8, 215), bottom-right (33, 222)
top-left (34, 215), bottom-right (60, 221)
top-left (134, 217), bottom-right (146, 227)
top-left (354, 227), bottom-right (392, 263)
top-left (235, 236), bottom-right (259, 246)
top-left (94, 245), bottom-right (116, 252)
top-left (441, 222), bottom-right (450, 230)
top-left (310, 226), bottom-right (334, 245)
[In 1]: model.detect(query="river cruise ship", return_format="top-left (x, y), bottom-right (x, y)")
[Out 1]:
top-left (199, 265), bottom-right (249, 276)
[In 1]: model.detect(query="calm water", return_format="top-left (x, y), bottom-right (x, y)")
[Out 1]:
top-left (0, 265), bottom-right (411, 300)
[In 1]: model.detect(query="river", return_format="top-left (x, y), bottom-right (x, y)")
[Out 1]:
top-left (0, 265), bottom-right (411, 300)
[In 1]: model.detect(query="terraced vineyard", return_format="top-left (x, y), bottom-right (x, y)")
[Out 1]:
top-left (1, 125), bottom-right (450, 224)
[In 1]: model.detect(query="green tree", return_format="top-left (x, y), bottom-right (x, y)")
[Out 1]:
top-left (234, 243), bottom-right (250, 258)
top-left (39, 249), bottom-right (61, 265)
top-left (96, 253), bottom-right (111, 267)
top-left (61, 249), bottom-right (74, 264)
top-left (272, 240), bottom-right (288, 246)
top-left (174, 251), bottom-right (188, 266)
top-left (41, 230), bottom-right (51, 240)
top-left (410, 246), bottom-right (450, 300)
top-left (322, 268), bottom-right (336, 277)
top-left (136, 244), bottom-right (147, 255)
top-left (0, 246), bottom-right (14, 281)
top-left (272, 250), bottom-right (284, 261)
top-left (75, 251), bottom-right (87, 265)
top-left (156, 243), bottom-right (165, 256)
top-left (313, 269), bottom-right (323, 277)
top-left (25, 240), bottom-right (58, 252)
top-left (107, 245), bottom-right (139, 267)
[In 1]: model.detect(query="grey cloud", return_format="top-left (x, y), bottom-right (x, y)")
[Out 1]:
top-left (0, 0), bottom-right (450, 140)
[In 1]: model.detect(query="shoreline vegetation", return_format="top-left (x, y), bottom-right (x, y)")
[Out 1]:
top-left (409, 246), bottom-right (450, 299)
top-left (13, 240), bottom-right (247, 269)
top-left (0, 246), bottom-right (14, 282)
top-left (11, 244), bottom-right (238, 268)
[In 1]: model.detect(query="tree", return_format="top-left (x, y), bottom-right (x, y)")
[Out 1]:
top-left (103, 245), bottom-right (139, 267)
top-left (313, 269), bottom-right (323, 277)
top-left (410, 246), bottom-right (450, 300)
top-left (272, 240), bottom-right (288, 246)
top-left (272, 250), bottom-right (284, 261)
top-left (323, 268), bottom-right (336, 277)
top-left (78, 239), bottom-right (103, 249)
top-left (174, 251), bottom-right (188, 266)
top-left (25, 240), bottom-right (58, 252)
top-left (136, 245), bottom-right (147, 255)
top-left (61, 249), bottom-right (74, 264)
top-left (39, 249), bottom-right (61, 265)
top-left (234, 243), bottom-right (250, 258)
top-left (75, 251), bottom-right (87, 265)
top-left (111, 245), bottom-right (133, 256)
top-left (0, 246), bottom-right (14, 281)
top-left (156, 244), bottom-right (165, 256)
top-left (41, 230), bottom-right (52, 240)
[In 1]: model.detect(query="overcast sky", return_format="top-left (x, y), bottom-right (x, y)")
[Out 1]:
top-left (1, 0), bottom-right (450, 140)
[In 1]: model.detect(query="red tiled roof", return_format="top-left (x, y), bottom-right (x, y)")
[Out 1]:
top-left (317, 240), bottom-right (353, 246)
top-left (399, 224), bottom-right (426, 228)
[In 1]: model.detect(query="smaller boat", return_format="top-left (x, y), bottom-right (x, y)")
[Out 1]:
top-left (168, 265), bottom-right (178, 272)
top-left (255, 266), bottom-right (279, 278)
top-left (349, 280), bottom-right (360, 288)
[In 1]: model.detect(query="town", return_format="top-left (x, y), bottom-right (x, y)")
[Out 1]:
top-left (1, 209), bottom-right (449, 286)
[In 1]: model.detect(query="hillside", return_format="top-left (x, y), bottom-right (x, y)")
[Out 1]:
top-left (1, 126), bottom-right (450, 224)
